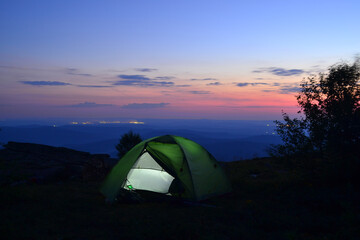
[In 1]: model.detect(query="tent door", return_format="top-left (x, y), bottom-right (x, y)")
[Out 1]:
top-left (123, 151), bottom-right (175, 194)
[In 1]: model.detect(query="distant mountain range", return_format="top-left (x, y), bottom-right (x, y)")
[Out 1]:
top-left (0, 120), bottom-right (282, 161)
top-left (64, 135), bottom-right (282, 161)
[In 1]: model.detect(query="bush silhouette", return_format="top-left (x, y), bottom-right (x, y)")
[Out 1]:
top-left (115, 130), bottom-right (142, 159)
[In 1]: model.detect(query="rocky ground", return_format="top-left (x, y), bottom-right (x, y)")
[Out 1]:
top-left (0, 142), bottom-right (359, 239)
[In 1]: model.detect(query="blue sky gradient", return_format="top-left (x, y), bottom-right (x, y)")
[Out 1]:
top-left (0, 0), bottom-right (359, 121)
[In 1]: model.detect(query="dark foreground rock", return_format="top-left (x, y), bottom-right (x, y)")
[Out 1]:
top-left (0, 141), bottom-right (117, 185)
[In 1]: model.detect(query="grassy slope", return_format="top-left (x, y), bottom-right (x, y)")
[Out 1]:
top-left (1, 158), bottom-right (359, 240)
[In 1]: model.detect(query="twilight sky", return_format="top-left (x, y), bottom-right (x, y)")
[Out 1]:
top-left (1, 0), bottom-right (359, 121)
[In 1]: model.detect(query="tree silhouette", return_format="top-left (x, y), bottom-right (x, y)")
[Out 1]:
top-left (270, 59), bottom-right (360, 178)
top-left (115, 130), bottom-right (142, 159)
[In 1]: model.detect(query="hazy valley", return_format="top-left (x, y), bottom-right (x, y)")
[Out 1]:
top-left (0, 119), bottom-right (281, 161)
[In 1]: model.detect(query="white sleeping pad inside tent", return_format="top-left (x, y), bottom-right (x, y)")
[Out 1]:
top-left (123, 151), bottom-right (175, 193)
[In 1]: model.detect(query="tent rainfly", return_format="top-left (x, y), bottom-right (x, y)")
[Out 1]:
top-left (101, 135), bottom-right (232, 202)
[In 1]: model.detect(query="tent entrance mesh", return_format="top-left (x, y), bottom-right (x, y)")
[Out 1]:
top-left (123, 151), bottom-right (175, 194)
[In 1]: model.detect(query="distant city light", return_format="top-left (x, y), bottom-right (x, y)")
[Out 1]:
top-left (69, 120), bottom-right (145, 125)
top-left (129, 121), bottom-right (144, 124)
top-left (99, 121), bottom-right (122, 124)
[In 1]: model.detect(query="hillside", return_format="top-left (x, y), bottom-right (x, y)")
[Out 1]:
top-left (0, 143), bottom-right (359, 239)
top-left (0, 142), bottom-right (115, 185)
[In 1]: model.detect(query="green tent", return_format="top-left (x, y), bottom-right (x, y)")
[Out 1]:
top-left (101, 135), bottom-right (232, 202)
